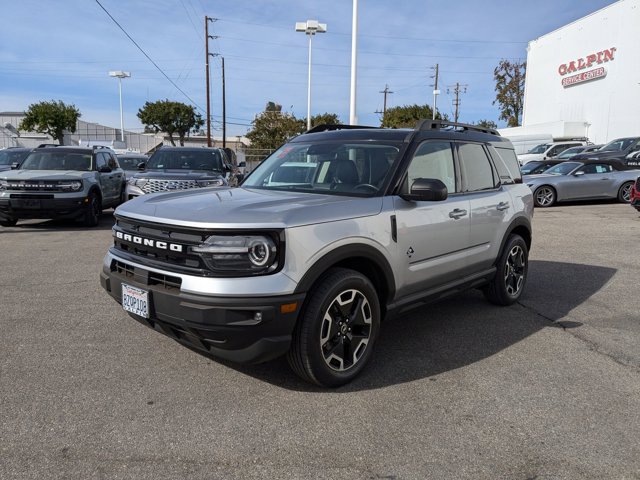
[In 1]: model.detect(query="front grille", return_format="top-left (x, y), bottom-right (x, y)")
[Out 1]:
top-left (111, 260), bottom-right (182, 290)
top-left (4, 180), bottom-right (69, 192)
top-left (141, 179), bottom-right (199, 194)
top-left (112, 217), bottom-right (210, 275)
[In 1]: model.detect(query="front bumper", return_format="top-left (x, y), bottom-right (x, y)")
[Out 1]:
top-left (0, 194), bottom-right (88, 220)
top-left (100, 259), bottom-right (305, 364)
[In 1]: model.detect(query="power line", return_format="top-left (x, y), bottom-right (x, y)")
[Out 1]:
top-left (94, 0), bottom-right (204, 112)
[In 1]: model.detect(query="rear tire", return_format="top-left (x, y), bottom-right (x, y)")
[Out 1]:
top-left (287, 268), bottom-right (380, 387)
top-left (483, 234), bottom-right (528, 306)
top-left (83, 193), bottom-right (101, 227)
top-left (618, 181), bottom-right (633, 203)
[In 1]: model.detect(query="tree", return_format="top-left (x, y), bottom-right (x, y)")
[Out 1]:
top-left (19, 100), bottom-right (81, 144)
top-left (493, 60), bottom-right (526, 127)
top-left (307, 112), bottom-right (342, 129)
top-left (246, 110), bottom-right (302, 153)
top-left (381, 104), bottom-right (447, 128)
top-left (137, 99), bottom-right (204, 146)
top-left (474, 119), bottom-right (498, 129)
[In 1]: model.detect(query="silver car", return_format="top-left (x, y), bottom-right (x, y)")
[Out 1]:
top-left (524, 160), bottom-right (640, 207)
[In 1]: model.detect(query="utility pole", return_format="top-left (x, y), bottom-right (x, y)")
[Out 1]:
top-left (205, 16), bottom-right (218, 147)
top-left (221, 56), bottom-right (226, 148)
top-left (430, 64), bottom-right (439, 120)
top-left (447, 82), bottom-right (468, 123)
top-left (378, 84), bottom-right (393, 124)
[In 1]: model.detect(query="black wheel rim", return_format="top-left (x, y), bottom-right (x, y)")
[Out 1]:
top-left (319, 289), bottom-right (372, 372)
top-left (504, 245), bottom-right (526, 296)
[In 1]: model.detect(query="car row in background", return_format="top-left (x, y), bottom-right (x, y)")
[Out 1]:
top-left (523, 159), bottom-right (639, 208)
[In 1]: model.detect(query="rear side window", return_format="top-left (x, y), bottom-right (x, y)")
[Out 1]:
top-left (457, 143), bottom-right (498, 192)
top-left (489, 146), bottom-right (522, 184)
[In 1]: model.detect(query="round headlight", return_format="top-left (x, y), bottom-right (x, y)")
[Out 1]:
top-left (247, 237), bottom-right (276, 267)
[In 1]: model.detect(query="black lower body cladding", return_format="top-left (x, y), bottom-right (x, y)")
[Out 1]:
top-left (100, 264), bottom-right (305, 364)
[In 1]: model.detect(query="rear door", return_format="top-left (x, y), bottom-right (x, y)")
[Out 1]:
top-left (393, 139), bottom-right (471, 297)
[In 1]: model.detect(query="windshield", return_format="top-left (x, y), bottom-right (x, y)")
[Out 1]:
top-left (542, 162), bottom-right (581, 175)
top-left (20, 151), bottom-right (92, 171)
top-left (242, 141), bottom-right (401, 196)
top-left (0, 149), bottom-right (30, 166)
top-left (146, 149), bottom-right (223, 171)
top-left (599, 138), bottom-right (637, 152)
top-left (118, 156), bottom-right (147, 170)
top-left (556, 146), bottom-right (583, 159)
top-left (526, 143), bottom-right (551, 154)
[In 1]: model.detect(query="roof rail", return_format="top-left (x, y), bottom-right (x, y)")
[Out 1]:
top-left (305, 124), bottom-right (378, 134)
top-left (37, 143), bottom-right (60, 148)
top-left (92, 145), bottom-right (111, 150)
top-left (415, 120), bottom-right (500, 136)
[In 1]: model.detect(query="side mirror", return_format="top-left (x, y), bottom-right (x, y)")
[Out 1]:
top-left (400, 178), bottom-right (448, 202)
top-left (98, 165), bottom-right (112, 173)
top-left (573, 171), bottom-right (585, 176)
top-left (10, 162), bottom-right (19, 170)
top-left (137, 162), bottom-right (146, 170)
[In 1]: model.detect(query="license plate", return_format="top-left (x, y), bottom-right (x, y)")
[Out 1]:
top-left (14, 199), bottom-right (41, 209)
top-left (122, 283), bottom-right (149, 318)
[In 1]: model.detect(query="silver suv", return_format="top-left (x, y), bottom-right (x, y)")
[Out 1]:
top-left (0, 145), bottom-right (125, 227)
top-left (100, 121), bottom-right (533, 386)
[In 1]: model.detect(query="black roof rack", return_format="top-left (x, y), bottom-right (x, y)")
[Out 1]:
top-left (305, 124), bottom-right (379, 134)
top-left (37, 143), bottom-right (60, 148)
top-left (415, 120), bottom-right (500, 136)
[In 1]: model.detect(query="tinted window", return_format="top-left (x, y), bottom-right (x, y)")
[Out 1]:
top-left (458, 143), bottom-right (497, 192)
top-left (578, 163), bottom-right (613, 174)
top-left (0, 150), bottom-right (29, 166)
top-left (490, 146), bottom-right (521, 183)
top-left (544, 162), bottom-right (581, 175)
top-left (404, 141), bottom-right (456, 193)
top-left (107, 153), bottom-right (118, 170)
top-left (20, 151), bottom-right (92, 171)
top-left (96, 153), bottom-right (108, 170)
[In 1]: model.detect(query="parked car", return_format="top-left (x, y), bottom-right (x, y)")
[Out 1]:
top-left (518, 140), bottom-right (588, 165)
top-left (0, 147), bottom-right (31, 172)
top-left (101, 120), bottom-right (533, 387)
top-left (125, 146), bottom-right (228, 199)
top-left (116, 153), bottom-right (148, 177)
top-left (571, 137), bottom-right (640, 167)
top-left (630, 176), bottom-right (640, 212)
top-left (524, 160), bottom-right (640, 207)
top-left (626, 150), bottom-right (640, 168)
top-left (520, 159), bottom-right (565, 175)
top-left (0, 145), bottom-right (125, 227)
top-left (554, 144), bottom-right (602, 160)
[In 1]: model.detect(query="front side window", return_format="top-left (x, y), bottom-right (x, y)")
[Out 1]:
top-left (458, 143), bottom-right (497, 192)
top-left (243, 141), bottom-right (401, 197)
top-left (577, 163), bottom-right (613, 174)
top-left (402, 141), bottom-right (456, 194)
top-left (96, 153), bottom-right (108, 170)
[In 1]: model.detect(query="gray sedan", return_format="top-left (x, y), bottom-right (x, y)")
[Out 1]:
top-left (524, 161), bottom-right (640, 207)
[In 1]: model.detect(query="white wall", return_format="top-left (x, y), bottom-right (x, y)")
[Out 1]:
top-left (523, 0), bottom-right (640, 144)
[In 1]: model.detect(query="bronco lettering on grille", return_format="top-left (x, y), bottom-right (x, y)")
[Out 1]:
top-left (114, 230), bottom-right (184, 252)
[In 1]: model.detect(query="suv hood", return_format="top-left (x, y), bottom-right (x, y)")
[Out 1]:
top-left (0, 170), bottom-right (92, 180)
top-left (116, 186), bottom-right (384, 228)
top-left (133, 169), bottom-right (224, 180)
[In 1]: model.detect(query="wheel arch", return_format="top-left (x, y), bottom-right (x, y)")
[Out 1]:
top-left (498, 216), bottom-right (532, 257)
top-left (294, 244), bottom-right (396, 315)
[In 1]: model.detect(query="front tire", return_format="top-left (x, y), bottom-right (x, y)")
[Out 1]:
top-left (83, 193), bottom-right (101, 227)
top-left (534, 185), bottom-right (556, 207)
top-left (287, 268), bottom-right (381, 387)
top-left (618, 181), bottom-right (633, 203)
top-left (483, 234), bottom-right (528, 306)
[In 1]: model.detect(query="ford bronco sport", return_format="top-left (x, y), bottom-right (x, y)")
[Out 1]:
top-left (0, 145), bottom-right (125, 227)
top-left (100, 121), bottom-right (533, 387)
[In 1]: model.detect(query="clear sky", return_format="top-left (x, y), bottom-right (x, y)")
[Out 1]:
top-left (0, 0), bottom-right (615, 138)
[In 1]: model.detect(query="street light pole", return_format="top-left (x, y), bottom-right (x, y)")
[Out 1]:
top-left (296, 20), bottom-right (327, 131)
top-left (349, 0), bottom-right (358, 125)
top-left (108, 70), bottom-right (130, 143)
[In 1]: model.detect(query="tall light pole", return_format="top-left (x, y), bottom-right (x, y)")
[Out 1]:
top-left (108, 71), bottom-right (130, 143)
top-left (295, 19), bottom-right (327, 131)
top-left (349, 0), bottom-right (358, 125)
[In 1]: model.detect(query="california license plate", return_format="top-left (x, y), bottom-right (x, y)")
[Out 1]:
top-left (122, 284), bottom-right (149, 318)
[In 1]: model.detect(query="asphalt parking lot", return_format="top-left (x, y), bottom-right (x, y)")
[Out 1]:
top-left (1, 202), bottom-right (639, 479)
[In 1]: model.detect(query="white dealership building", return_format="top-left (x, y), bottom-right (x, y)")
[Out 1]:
top-left (501, 0), bottom-right (640, 145)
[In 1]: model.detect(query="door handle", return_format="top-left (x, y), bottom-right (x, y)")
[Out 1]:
top-left (497, 201), bottom-right (510, 211)
top-left (449, 208), bottom-right (468, 219)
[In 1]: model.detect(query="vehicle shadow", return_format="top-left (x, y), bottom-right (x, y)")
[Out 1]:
top-left (0, 210), bottom-right (116, 233)
top-left (220, 260), bottom-right (616, 392)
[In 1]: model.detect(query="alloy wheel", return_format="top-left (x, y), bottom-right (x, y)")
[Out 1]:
top-left (535, 187), bottom-right (555, 207)
top-left (504, 245), bottom-right (526, 296)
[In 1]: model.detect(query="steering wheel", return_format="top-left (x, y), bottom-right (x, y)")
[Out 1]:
top-left (353, 183), bottom-right (378, 193)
